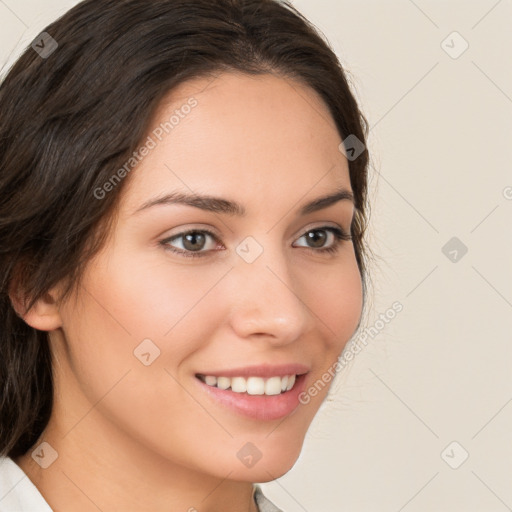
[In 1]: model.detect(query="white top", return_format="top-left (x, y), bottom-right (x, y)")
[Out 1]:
top-left (0, 456), bottom-right (282, 512)
top-left (0, 456), bottom-right (52, 512)
top-left (253, 484), bottom-right (284, 512)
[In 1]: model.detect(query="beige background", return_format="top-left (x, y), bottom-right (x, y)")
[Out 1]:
top-left (1, 1), bottom-right (511, 511)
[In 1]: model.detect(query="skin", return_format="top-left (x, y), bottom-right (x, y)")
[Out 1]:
top-left (12, 71), bottom-right (363, 512)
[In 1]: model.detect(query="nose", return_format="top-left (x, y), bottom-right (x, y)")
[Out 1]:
top-left (225, 247), bottom-right (311, 345)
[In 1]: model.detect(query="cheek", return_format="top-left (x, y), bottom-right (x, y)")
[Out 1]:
top-left (302, 255), bottom-right (363, 353)
top-left (290, 257), bottom-right (362, 414)
top-left (328, 267), bottom-right (363, 342)
top-left (57, 249), bottom-right (234, 431)
top-left (57, 260), bottom-right (228, 466)
top-left (75, 248), bottom-right (230, 348)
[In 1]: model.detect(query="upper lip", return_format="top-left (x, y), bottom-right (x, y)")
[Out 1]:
top-left (195, 363), bottom-right (310, 378)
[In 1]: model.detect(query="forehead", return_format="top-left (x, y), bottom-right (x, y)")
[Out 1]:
top-left (119, 72), bottom-right (351, 216)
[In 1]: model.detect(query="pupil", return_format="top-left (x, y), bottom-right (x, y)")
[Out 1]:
top-left (184, 232), bottom-right (205, 251)
top-left (307, 230), bottom-right (326, 248)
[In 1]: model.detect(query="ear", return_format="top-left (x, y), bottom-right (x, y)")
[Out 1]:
top-left (9, 281), bottom-right (64, 332)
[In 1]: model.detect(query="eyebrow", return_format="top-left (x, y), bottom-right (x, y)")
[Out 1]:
top-left (132, 187), bottom-right (354, 217)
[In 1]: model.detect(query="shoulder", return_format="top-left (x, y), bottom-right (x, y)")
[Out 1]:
top-left (0, 455), bottom-right (53, 512)
top-left (253, 484), bottom-right (285, 512)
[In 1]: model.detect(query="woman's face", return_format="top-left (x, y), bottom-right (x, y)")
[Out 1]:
top-left (51, 72), bottom-right (363, 481)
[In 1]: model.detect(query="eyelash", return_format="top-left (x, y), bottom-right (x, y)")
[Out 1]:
top-left (160, 226), bottom-right (352, 259)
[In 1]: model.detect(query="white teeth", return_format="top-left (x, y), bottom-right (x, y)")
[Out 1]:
top-left (199, 374), bottom-right (298, 395)
top-left (265, 376), bottom-right (282, 396)
top-left (247, 377), bottom-right (265, 395)
top-left (205, 375), bottom-right (217, 386)
top-left (286, 374), bottom-right (295, 391)
top-left (217, 376), bottom-right (231, 390)
top-left (231, 377), bottom-right (247, 393)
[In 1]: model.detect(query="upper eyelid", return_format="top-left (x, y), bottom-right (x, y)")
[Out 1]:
top-left (165, 221), bottom-right (346, 236)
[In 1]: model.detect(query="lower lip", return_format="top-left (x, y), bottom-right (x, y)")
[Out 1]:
top-left (194, 374), bottom-right (308, 421)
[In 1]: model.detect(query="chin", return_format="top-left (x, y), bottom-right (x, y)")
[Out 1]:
top-left (222, 442), bottom-right (304, 483)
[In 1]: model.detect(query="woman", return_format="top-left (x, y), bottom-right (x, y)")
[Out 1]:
top-left (0, 0), bottom-right (372, 510)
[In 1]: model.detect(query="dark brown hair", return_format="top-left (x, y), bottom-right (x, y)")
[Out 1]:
top-left (0, 0), bottom-right (372, 458)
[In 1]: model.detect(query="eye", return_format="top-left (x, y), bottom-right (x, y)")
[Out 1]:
top-left (161, 229), bottom-right (220, 258)
top-left (293, 226), bottom-right (352, 255)
top-left (160, 226), bottom-right (352, 259)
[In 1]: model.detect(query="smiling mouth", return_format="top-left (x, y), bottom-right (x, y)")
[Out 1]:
top-left (195, 373), bottom-right (301, 396)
